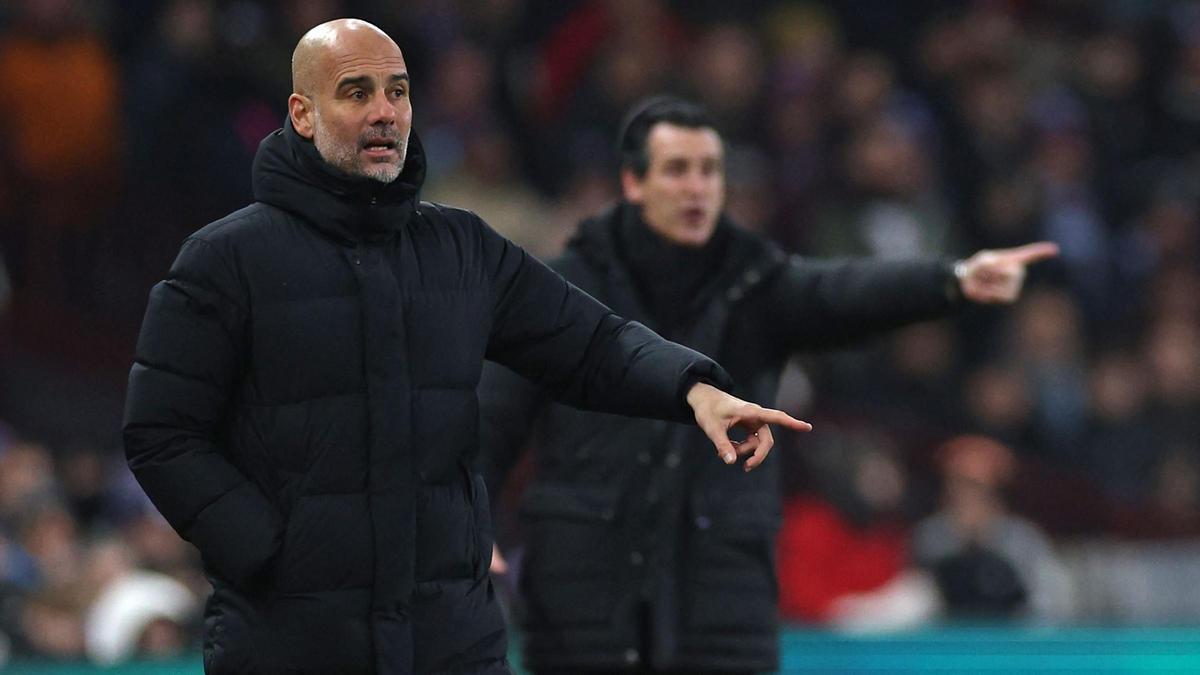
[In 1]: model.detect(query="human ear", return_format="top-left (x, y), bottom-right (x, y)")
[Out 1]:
top-left (621, 168), bottom-right (644, 203)
top-left (289, 94), bottom-right (315, 139)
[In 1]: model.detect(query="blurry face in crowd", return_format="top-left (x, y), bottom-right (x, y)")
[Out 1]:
top-left (289, 20), bottom-right (412, 183)
top-left (623, 123), bottom-right (725, 247)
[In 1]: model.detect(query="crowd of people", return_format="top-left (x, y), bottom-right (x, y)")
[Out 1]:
top-left (0, 0), bottom-right (1198, 666)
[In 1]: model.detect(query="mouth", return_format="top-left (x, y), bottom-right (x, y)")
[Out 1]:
top-left (361, 138), bottom-right (399, 159)
top-left (681, 206), bottom-right (708, 224)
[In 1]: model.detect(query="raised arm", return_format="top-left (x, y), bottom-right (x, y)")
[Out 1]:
top-left (123, 237), bottom-right (283, 589)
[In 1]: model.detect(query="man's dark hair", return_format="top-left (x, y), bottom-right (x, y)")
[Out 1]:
top-left (617, 96), bottom-right (718, 178)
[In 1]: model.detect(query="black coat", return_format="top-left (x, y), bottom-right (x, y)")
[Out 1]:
top-left (479, 204), bottom-right (960, 672)
top-left (122, 125), bottom-right (730, 675)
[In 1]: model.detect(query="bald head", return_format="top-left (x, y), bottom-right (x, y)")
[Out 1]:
top-left (291, 19), bottom-right (401, 97)
top-left (287, 18), bottom-right (413, 183)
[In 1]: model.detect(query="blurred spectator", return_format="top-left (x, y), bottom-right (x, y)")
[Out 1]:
top-left (687, 22), bottom-right (767, 144)
top-left (1010, 287), bottom-right (1090, 458)
top-left (912, 435), bottom-right (1074, 621)
top-left (1031, 124), bottom-right (1115, 320)
top-left (1085, 350), bottom-right (1161, 505)
top-left (17, 587), bottom-right (86, 660)
top-left (123, 0), bottom-right (266, 234)
top-left (0, 0), bottom-right (121, 308)
top-left (424, 127), bottom-right (560, 258)
top-left (18, 501), bottom-right (82, 591)
top-left (778, 427), bottom-right (940, 631)
top-left (1160, 9), bottom-right (1200, 153)
top-left (812, 115), bottom-right (955, 259)
top-left (85, 565), bottom-right (198, 665)
top-left (57, 443), bottom-right (115, 531)
top-left (961, 361), bottom-right (1036, 452)
top-left (419, 39), bottom-right (499, 183)
top-left (1144, 317), bottom-right (1200, 445)
top-left (0, 442), bottom-right (57, 530)
top-left (526, 0), bottom-right (687, 191)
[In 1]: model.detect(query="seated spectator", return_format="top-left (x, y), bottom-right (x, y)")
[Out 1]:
top-left (912, 435), bottom-right (1075, 621)
top-left (778, 429), bottom-right (940, 630)
top-left (85, 567), bottom-right (198, 665)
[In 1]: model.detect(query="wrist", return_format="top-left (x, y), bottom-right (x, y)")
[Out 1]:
top-left (686, 381), bottom-right (715, 410)
top-left (945, 259), bottom-right (968, 303)
top-left (953, 259), bottom-right (969, 281)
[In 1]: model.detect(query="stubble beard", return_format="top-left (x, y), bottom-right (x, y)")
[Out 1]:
top-left (312, 109), bottom-right (407, 184)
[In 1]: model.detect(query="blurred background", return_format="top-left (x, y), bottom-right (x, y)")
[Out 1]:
top-left (1, 0), bottom-right (1199, 670)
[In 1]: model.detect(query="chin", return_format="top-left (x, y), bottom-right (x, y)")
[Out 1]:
top-left (363, 163), bottom-right (403, 184)
top-left (673, 230), bottom-right (712, 247)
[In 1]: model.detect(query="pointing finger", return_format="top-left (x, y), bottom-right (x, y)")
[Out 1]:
top-left (749, 408), bottom-right (813, 433)
top-left (1001, 242), bottom-right (1059, 265)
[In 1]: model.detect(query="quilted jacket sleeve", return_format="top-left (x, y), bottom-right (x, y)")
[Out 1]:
top-left (766, 256), bottom-right (962, 351)
top-left (123, 237), bottom-right (283, 589)
top-left (478, 217), bottom-right (732, 424)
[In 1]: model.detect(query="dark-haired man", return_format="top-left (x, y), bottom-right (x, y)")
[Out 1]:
top-left (479, 97), bottom-right (1056, 673)
top-left (123, 24), bottom-right (810, 675)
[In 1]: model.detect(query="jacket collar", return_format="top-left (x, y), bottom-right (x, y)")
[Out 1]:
top-left (251, 118), bottom-right (427, 244)
top-left (569, 202), bottom-right (784, 299)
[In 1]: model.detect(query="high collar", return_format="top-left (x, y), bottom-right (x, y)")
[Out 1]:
top-left (251, 118), bottom-right (427, 244)
top-left (569, 202), bottom-right (765, 328)
top-left (571, 202), bottom-right (738, 274)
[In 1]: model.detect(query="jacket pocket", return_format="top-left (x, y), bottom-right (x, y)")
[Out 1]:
top-left (682, 493), bottom-right (781, 630)
top-left (464, 461), bottom-right (492, 578)
top-left (518, 483), bottom-right (623, 627)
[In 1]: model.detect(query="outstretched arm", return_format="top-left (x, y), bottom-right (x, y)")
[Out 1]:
top-left (482, 216), bottom-right (728, 423)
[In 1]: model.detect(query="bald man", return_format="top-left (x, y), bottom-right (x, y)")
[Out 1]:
top-left (123, 19), bottom-right (809, 675)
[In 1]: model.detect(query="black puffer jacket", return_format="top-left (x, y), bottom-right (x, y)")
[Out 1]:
top-left (479, 204), bottom-right (960, 672)
top-left (122, 125), bottom-right (730, 675)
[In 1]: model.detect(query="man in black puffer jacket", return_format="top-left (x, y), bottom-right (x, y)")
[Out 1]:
top-left (479, 97), bottom-right (1058, 674)
top-left (123, 22), bottom-right (810, 675)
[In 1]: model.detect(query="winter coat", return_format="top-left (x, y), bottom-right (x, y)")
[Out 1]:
top-left (123, 125), bottom-right (729, 675)
top-left (479, 204), bottom-right (959, 672)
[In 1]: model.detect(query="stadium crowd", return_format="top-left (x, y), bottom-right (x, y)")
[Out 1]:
top-left (0, 0), bottom-right (1198, 665)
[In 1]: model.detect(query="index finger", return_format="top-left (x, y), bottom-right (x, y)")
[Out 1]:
top-left (1001, 241), bottom-right (1059, 265)
top-left (745, 408), bottom-right (813, 433)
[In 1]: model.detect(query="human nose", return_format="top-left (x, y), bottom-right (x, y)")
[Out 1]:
top-left (684, 169), bottom-right (709, 196)
top-left (367, 91), bottom-right (397, 125)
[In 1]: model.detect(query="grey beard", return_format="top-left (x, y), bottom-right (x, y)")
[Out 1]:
top-left (313, 115), bottom-right (406, 183)
top-left (364, 144), bottom-right (405, 183)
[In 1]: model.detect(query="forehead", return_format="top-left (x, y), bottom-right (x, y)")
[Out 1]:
top-left (322, 34), bottom-right (407, 87)
top-left (646, 123), bottom-right (722, 162)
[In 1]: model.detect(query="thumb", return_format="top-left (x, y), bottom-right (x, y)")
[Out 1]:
top-left (490, 543), bottom-right (509, 575)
